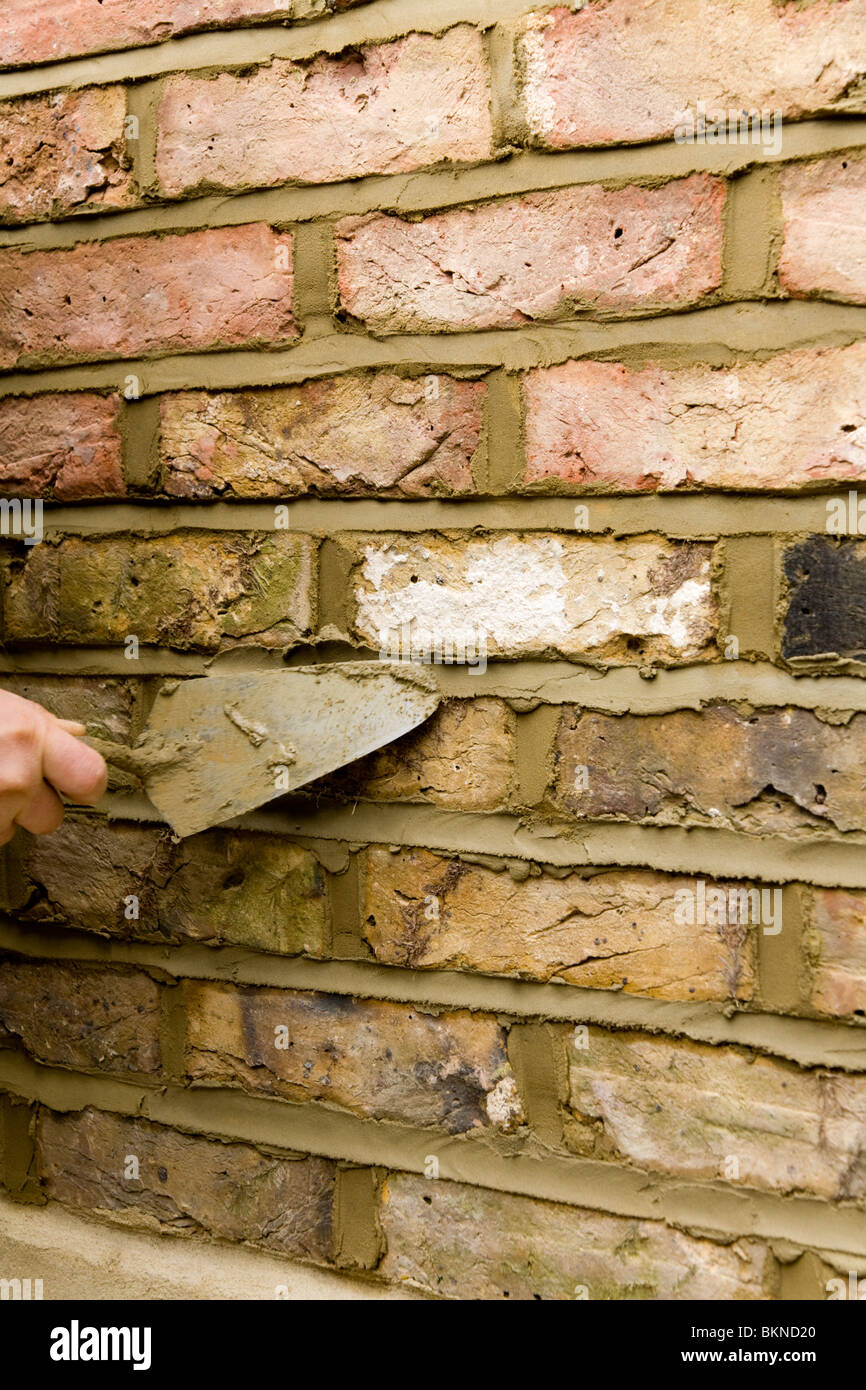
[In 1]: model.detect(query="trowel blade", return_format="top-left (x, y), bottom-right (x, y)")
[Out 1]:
top-left (141, 661), bottom-right (440, 838)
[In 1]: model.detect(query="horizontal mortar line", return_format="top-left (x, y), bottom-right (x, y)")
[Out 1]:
top-left (34, 493), bottom-right (866, 537)
top-left (2, 119), bottom-right (865, 252)
top-left (0, 0), bottom-right (548, 97)
top-left (101, 796), bottom-right (866, 890)
top-left (1, 915), bottom-right (864, 1071)
top-left (3, 655), bottom-right (866, 713)
top-left (1, 303), bottom-right (865, 399)
top-left (1, 1051), bottom-right (865, 1256)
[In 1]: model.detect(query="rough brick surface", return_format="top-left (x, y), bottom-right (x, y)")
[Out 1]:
top-left (0, 676), bottom-right (133, 742)
top-left (157, 28), bottom-right (492, 197)
top-left (806, 889), bottom-right (866, 1020)
top-left (553, 705), bottom-right (866, 836)
top-left (0, 224), bottom-right (296, 369)
top-left (0, 1), bottom-right (369, 68)
top-left (0, 960), bottom-right (160, 1075)
top-left (337, 175), bottom-right (725, 332)
top-left (564, 1028), bottom-right (866, 1201)
top-left (4, 532), bottom-right (315, 651)
top-left (363, 849), bottom-right (756, 1003)
top-left (0, 88), bottom-right (132, 225)
top-left (159, 375), bottom-right (484, 498)
top-left (37, 1107), bottom-right (337, 1264)
top-left (779, 158), bottom-right (866, 304)
top-left (352, 535), bottom-right (717, 663)
top-left (182, 981), bottom-right (525, 1133)
top-left (378, 1174), bottom-right (774, 1300)
top-left (5, 818), bottom-right (328, 957)
top-left (0, 394), bottom-right (124, 499)
top-left (518, 0), bottom-right (866, 149)
top-left (320, 699), bottom-right (514, 811)
top-left (524, 345), bottom-right (866, 492)
top-left (781, 537), bottom-right (866, 664)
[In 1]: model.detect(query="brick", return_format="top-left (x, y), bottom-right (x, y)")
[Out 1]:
top-left (337, 175), bottom-right (725, 332)
top-left (0, 394), bottom-right (124, 499)
top-left (0, 676), bottom-right (134, 793)
top-left (157, 28), bottom-right (492, 198)
top-left (805, 889), bottom-right (866, 1020)
top-left (37, 1107), bottom-right (337, 1264)
top-left (378, 1173), bottom-right (774, 1300)
top-left (563, 1028), bottom-right (866, 1201)
top-left (6, 818), bottom-right (328, 957)
top-left (0, 88), bottom-right (133, 225)
top-left (4, 532), bottom-right (315, 651)
top-left (0, 960), bottom-right (160, 1075)
top-left (182, 980), bottom-right (524, 1134)
top-left (363, 849), bottom-right (756, 1003)
top-left (320, 699), bottom-right (514, 811)
top-left (553, 705), bottom-right (866, 836)
top-left (351, 534), bottom-right (718, 663)
top-left (518, 0), bottom-right (866, 149)
top-left (523, 345), bottom-right (866, 492)
top-left (0, 1), bottom-right (371, 68)
top-left (0, 224), bottom-right (295, 369)
top-left (159, 374), bottom-right (484, 499)
top-left (781, 536), bottom-right (866, 664)
top-left (779, 157), bottom-right (866, 304)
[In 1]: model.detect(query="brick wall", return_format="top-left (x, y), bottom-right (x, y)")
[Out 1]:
top-left (1, 0), bottom-right (865, 1301)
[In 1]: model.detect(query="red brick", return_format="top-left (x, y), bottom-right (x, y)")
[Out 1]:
top-left (0, 394), bottom-right (124, 499)
top-left (0, 1), bottom-right (371, 68)
top-left (0, 224), bottom-right (295, 369)
top-left (0, 959), bottom-right (160, 1075)
top-left (157, 28), bottom-right (492, 197)
top-left (523, 345), bottom-right (866, 492)
top-left (159, 374), bottom-right (484, 498)
top-left (518, 1), bottom-right (866, 149)
top-left (0, 87), bottom-right (133, 225)
top-left (805, 888), bottom-right (866, 1020)
top-left (337, 175), bottom-right (725, 332)
top-left (779, 157), bottom-right (866, 304)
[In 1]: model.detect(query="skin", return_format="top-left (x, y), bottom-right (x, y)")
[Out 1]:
top-left (0, 689), bottom-right (108, 844)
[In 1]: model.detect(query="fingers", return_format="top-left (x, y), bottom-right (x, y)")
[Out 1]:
top-left (56, 719), bottom-right (88, 736)
top-left (42, 724), bottom-right (108, 805)
top-left (14, 781), bottom-right (64, 835)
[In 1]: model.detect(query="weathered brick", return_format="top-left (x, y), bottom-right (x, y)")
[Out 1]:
top-left (4, 532), bottom-right (315, 650)
top-left (518, 0), bottom-right (866, 149)
top-left (0, 88), bottom-right (133, 225)
top-left (781, 536), bottom-right (866, 665)
top-left (182, 980), bottom-right (525, 1134)
top-left (0, 224), bottom-right (295, 369)
top-left (320, 699), bottom-right (514, 811)
top-left (0, 1), bottom-right (370, 68)
top-left (5, 817), bottom-right (328, 957)
top-left (363, 848), bottom-right (756, 1003)
top-left (524, 345), bottom-right (866, 492)
top-left (563, 1028), bottom-right (866, 1201)
top-left (157, 28), bottom-right (492, 197)
top-left (0, 960), bottom-right (160, 1075)
top-left (0, 394), bottom-right (124, 499)
top-left (159, 374), bottom-right (484, 498)
top-left (805, 888), bottom-right (866, 1020)
top-left (0, 676), bottom-right (133, 741)
top-left (351, 535), bottom-right (718, 663)
top-left (37, 1107), bottom-right (337, 1264)
top-left (553, 705), bottom-right (866, 836)
top-left (378, 1173), bottom-right (774, 1300)
top-left (337, 175), bottom-right (725, 332)
top-left (779, 157), bottom-right (866, 304)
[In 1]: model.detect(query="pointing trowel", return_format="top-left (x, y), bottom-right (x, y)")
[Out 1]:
top-left (86, 661), bottom-right (440, 839)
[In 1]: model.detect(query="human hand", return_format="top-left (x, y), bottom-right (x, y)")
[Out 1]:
top-left (0, 688), bottom-right (108, 844)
